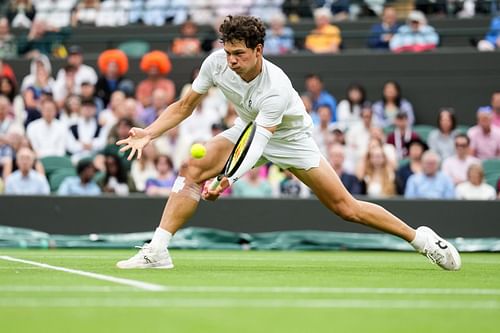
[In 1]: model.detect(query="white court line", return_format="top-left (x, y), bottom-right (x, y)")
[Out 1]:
top-left (0, 256), bottom-right (166, 292)
top-left (0, 298), bottom-right (499, 309)
top-left (1, 285), bottom-right (500, 296)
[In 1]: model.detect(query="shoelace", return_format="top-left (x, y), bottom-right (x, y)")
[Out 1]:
top-left (423, 246), bottom-right (445, 265)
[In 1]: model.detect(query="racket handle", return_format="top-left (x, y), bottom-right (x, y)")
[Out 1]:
top-left (208, 177), bottom-right (221, 191)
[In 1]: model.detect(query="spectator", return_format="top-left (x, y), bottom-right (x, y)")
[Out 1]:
top-left (144, 154), bottom-right (176, 196)
top-left (67, 99), bottom-right (107, 163)
top-left (304, 7), bottom-right (341, 54)
top-left (57, 158), bottom-right (101, 195)
top-left (282, 0), bottom-right (313, 22)
top-left (6, 0), bottom-right (36, 28)
top-left (356, 134), bottom-right (398, 180)
top-left (136, 50), bottom-right (175, 108)
top-left (491, 90), bottom-right (500, 128)
top-left (59, 94), bottom-right (81, 127)
top-left (336, 83), bottom-right (367, 131)
top-left (477, 16), bottom-right (500, 51)
top-left (35, 0), bottom-right (76, 28)
top-left (200, 16), bottom-right (225, 52)
top-left (0, 96), bottom-right (17, 174)
top-left (26, 99), bottom-right (67, 158)
top-left (467, 106), bottom-right (500, 159)
top-left (279, 169), bottom-right (310, 198)
top-left (96, 0), bottom-right (131, 27)
top-left (312, 104), bottom-right (335, 156)
top-left (396, 138), bottom-right (428, 195)
top-left (17, 19), bottom-right (70, 58)
top-left (0, 75), bottom-right (16, 104)
top-left (455, 163), bottom-right (496, 200)
top-left (232, 166), bottom-right (273, 198)
top-left (53, 64), bottom-right (78, 109)
top-left (344, 103), bottom-right (375, 173)
top-left (130, 0), bottom-right (188, 26)
top-left (372, 80), bottom-right (415, 128)
top-left (1, 132), bottom-right (45, 179)
top-left (55, 45), bottom-right (98, 96)
top-left (179, 96), bottom-right (220, 148)
top-left (404, 150), bottom-right (455, 199)
top-left (0, 17), bottom-right (17, 59)
top-left (358, 145), bottom-right (396, 198)
top-left (98, 90), bottom-right (126, 128)
top-left (442, 134), bottom-right (481, 185)
top-left (264, 12), bottom-right (295, 55)
top-left (367, 6), bottom-right (400, 50)
top-left (71, 0), bottom-right (100, 26)
top-left (389, 10), bottom-right (439, 53)
top-left (213, 0), bottom-right (252, 19)
top-left (250, 0), bottom-right (285, 24)
top-left (171, 20), bottom-right (202, 56)
top-left (0, 60), bottom-right (16, 86)
top-left (304, 73), bottom-right (337, 124)
top-left (4, 147), bottom-right (50, 195)
top-left (98, 153), bottom-right (134, 195)
top-left (95, 49), bottom-right (133, 107)
top-left (130, 143), bottom-right (157, 192)
top-left (0, 75), bottom-right (24, 129)
top-left (328, 143), bottom-right (363, 195)
top-left (139, 88), bottom-right (168, 126)
top-left (386, 111), bottom-right (420, 160)
top-left (81, 81), bottom-right (105, 113)
top-left (427, 107), bottom-right (459, 160)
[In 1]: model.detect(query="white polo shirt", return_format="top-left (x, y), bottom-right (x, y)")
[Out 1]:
top-left (192, 49), bottom-right (313, 141)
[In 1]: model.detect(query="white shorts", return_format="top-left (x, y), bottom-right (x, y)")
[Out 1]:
top-left (220, 119), bottom-right (321, 170)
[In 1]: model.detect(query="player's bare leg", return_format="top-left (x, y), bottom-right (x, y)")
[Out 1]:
top-left (290, 157), bottom-right (461, 270)
top-left (117, 135), bottom-right (234, 269)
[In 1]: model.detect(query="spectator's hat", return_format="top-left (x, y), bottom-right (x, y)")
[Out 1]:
top-left (406, 137), bottom-right (429, 151)
top-left (98, 49), bottom-right (129, 76)
top-left (476, 105), bottom-right (493, 115)
top-left (407, 10), bottom-right (426, 24)
top-left (140, 51), bottom-right (172, 75)
top-left (77, 158), bottom-right (96, 175)
top-left (68, 45), bottom-right (83, 55)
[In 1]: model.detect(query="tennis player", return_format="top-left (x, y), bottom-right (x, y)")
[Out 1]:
top-left (116, 16), bottom-right (461, 270)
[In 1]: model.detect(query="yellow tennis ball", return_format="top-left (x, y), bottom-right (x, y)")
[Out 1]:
top-left (190, 143), bottom-right (207, 159)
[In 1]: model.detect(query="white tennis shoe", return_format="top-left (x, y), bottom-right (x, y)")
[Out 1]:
top-left (415, 226), bottom-right (461, 271)
top-left (116, 243), bottom-right (174, 269)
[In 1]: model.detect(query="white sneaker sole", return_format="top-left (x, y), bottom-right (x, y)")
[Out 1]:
top-left (116, 261), bottom-right (174, 270)
top-left (420, 226), bottom-right (462, 271)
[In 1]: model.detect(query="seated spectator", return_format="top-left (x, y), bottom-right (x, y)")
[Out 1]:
top-left (404, 151), bottom-right (454, 199)
top-left (26, 99), bottom-right (67, 158)
top-left (96, 0), bottom-right (131, 27)
top-left (130, 0), bottom-right (188, 26)
top-left (389, 10), bottom-right (439, 53)
top-left (442, 134), bottom-right (481, 185)
top-left (250, 0), bottom-right (285, 25)
top-left (0, 17), bottom-right (17, 59)
top-left (356, 134), bottom-right (398, 179)
top-left (7, 0), bottom-right (36, 28)
top-left (4, 147), bottom-right (50, 195)
top-left (304, 8), bottom-right (341, 54)
top-left (136, 51), bottom-right (175, 108)
top-left (491, 90), bottom-right (500, 128)
top-left (344, 104), bottom-right (375, 173)
top-left (386, 111), bottom-right (420, 160)
top-left (71, 0), bottom-right (100, 26)
top-left (98, 153), bottom-right (135, 195)
top-left (232, 166), bottom-right (273, 198)
top-left (139, 88), bottom-right (168, 127)
top-left (264, 12), bottom-right (295, 55)
top-left (17, 19), bottom-right (70, 58)
top-left (396, 138), bottom-right (428, 195)
top-left (358, 145), bottom-right (396, 198)
top-left (95, 49), bottom-right (133, 107)
top-left (55, 45), bottom-right (98, 96)
top-left (35, 0), bottom-right (76, 28)
top-left (98, 90), bottom-right (126, 128)
top-left (67, 99), bottom-right (107, 163)
top-left (1, 132), bottom-right (45, 179)
top-left (304, 73), bottom-right (337, 124)
top-left (328, 143), bottom-right (363, 195)
top-left (336, 83), bottom-right (367, 131)
top-left (131, 143), bottom-right (157, 192)
top-left (144, 154), bottom-right (176, 196)
top-left (213, 0), bottom-right (252, 19)
top-left (53, 64), bottom-right (78, 109)
top-left (59, 94), bottom-right (81, 128)
top-left (427, 107), bottom-right (459, 160)
top-left (171, 20), bottom-right (202, 56)
top-left (367, 6), bottom-right (400, 50)
top-left (455, 163), bottom-right (496, 200)
top-left (372, 80), bottom-right (415, 128)
top-left (278, 169), bottom-right (310, 198)
top-left (312, 104), bottom-right (335, 157)
top-left (0, 60), bottom-right (16, 86)
top-left (81, 81), bottom-right (104, 113)
top-left (477, 16), bottom-right (500, 52)
top-left (0, 96), bottom-right (17, 174)
top-left (179, 95), bottom-right (221, 148)
top-left (467, 106), bottom-right (500, 159)
top-left (57, 158), bottom-right (101, 195)
top-left (282, 0), bottom-right (313, 22)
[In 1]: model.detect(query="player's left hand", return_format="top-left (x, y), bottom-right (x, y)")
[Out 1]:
top-left (202, 177), bottom-right (230, 201)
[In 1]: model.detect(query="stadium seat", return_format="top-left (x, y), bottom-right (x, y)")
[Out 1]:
top-left (40, 156), bottom-right (74, 177)
top-left (456, 124), bottom-right (470, 135)
top-left (48, 168), bottom-right (77, 192)
top-left (118, 40), bottom-right (150, 58)
top-left (413, 125), bottom-right (436, 143)
top-left (482, 159), bottom-right (500, 188)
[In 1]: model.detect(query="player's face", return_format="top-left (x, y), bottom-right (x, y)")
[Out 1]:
top-left (224, 40), bottom-right (262, 78)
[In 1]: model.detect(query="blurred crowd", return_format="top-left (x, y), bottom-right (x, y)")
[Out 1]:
top-left (0, 41), bottom-right (499, 200)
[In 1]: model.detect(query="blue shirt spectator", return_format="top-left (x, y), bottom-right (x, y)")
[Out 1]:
top-left (389, 11), bottom-right (439, 53)
top-left (305, 74), bottom-right (337, 124)
top-left (404, 151), bottom-right (454, 199)
top-left (264, 13), bottom-right (295, 55)
top-left (368, 6), bottom-right (401, 49)
top-left (477, 17), bottom-right (500, 51)
top-left (4, 148), bottom-right (50, 195)
top-left (57, 158), bottom-right (101, 196)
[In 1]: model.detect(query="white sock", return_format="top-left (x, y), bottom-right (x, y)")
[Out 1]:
top-left (410, 228), bottom-right (426, 251)
top-left (150, 227), bottom-right (172, 250)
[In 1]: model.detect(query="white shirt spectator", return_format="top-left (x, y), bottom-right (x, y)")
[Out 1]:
top-left (66, 118), bottom-right (107, 162)
top-left (5, 169), bottom-right (50, 195)
top-left (455, 181), bottom-right (496, 200)
top-left (336, 100), bottom-right (362, 132)
top-left (442, 155), bottom-right (481, 185)
top-left (56, 65), bottom-right (97, 96)
top-left (27, 118), bottom-right (67, 157)
top-left (35, 0), bottom-right (77, 28)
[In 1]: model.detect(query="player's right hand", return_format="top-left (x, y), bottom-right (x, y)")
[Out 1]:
top-left (116, 127), bottom-right (152, 160)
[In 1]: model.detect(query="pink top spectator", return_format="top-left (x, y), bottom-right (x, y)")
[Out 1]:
top-left (467, 125), bottom-right (500, 159)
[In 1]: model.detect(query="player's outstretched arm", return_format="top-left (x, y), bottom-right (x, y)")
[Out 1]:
top-left (117, 89), bottom-right (204, 160)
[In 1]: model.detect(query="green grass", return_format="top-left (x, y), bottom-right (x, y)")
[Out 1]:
top-left (1, 249), bottom-right (499, 333)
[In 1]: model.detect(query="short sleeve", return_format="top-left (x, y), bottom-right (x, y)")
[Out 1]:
top-left (191, 53), bottom-right (216, 94)
top-left (255, 90), bottom-right (288, 128)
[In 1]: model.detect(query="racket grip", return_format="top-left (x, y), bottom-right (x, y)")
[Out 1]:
top-left (208, 177), bottom-right (221, 191)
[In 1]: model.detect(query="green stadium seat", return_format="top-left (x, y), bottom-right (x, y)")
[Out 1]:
top-left (40, 156), bottom-right (74, 177)
top-left (49, 168), bottom-right (77, 193)
top-left (455, 125), bottom-right (470, 135)
top-left (118, 40), bottom-right (150, 58)
top-left (482, 159), bottom-right (500, 188)
top-left (413, 125), bottom-right (436, 143)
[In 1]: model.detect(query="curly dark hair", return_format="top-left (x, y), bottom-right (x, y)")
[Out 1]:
top-left (219, 15), bottom-right (266, 49)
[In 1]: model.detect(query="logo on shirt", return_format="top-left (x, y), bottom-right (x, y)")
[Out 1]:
top-left (248, 99), bottom-right (252, 108)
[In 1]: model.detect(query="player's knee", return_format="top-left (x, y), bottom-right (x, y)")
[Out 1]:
top-left (332, 200), bottom-right (362, 222)
top-left (181, 159), bottom-right (204, 183)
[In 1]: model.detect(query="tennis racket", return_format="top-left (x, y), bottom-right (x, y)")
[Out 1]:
top-left (209, 121), bottom-right (256, 190)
